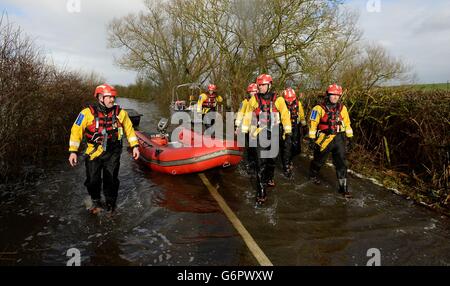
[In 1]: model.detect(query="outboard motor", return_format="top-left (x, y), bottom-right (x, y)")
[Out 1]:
top-left (157, 118), bottom-right (169, 134)
top-left (149, 118), bottom-right (170, 146)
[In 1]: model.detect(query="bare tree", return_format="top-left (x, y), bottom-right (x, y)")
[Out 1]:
top-left (337, 43), bottom-right (412, 93)
top-left (108, 0), bottom-right (410, 107)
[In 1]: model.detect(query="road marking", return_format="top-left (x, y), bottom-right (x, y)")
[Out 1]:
top-left (198, 173), bottom-right (273, 266)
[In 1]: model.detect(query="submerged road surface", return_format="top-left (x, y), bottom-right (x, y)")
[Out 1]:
top-left (0, 98), bottom-right (449, 266)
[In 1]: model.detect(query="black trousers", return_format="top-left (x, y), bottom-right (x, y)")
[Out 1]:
top-left (202, 108), bottom-right (216, 130)
top-left (309, 133), bottom-right (348, 181)
top-left (254, 130), bottom-right (276, 193)
top-left (280, 124), bottom-right (301, 168)
top-left (84, 143), bottom-right (122, 210)
top-left (243, 132), bottom-right (257, 170)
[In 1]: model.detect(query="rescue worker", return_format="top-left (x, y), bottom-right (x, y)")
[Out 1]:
top-left (241, 74), bottom-right (292, 205)
top-left (235, 83), bottom-right (257, 131)
top-left (280, 87), bottom-right (307, 178)
top-left (197, 84), bottom-right (223, 128)
top-left (68, 84), bottom-right (140, 215)
top-left (308, 83), bottom-right (354, 198)
top-left (235, 83), bottom-right (258, 172)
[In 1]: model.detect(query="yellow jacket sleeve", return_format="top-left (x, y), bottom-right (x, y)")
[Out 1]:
top-left (235, 98), bottom-right (248, 127)
top-left (341, 105), bottom-right (353, 138)
top-left (308, 105), bottom-right (324, 139)
top-left (118, 109), bottom-right (139, 148)
top-left (197, 93), bottom-right (207, 113)
top-left (241, 95), bottom-right (258, 133)
top-left (69, 108), bottom-right (92, 153)
top-left (298, 101), bottom-right (307, 126)
top-left (275, 97), bottom-right (292, 134)
top-left (216, 95), bottom-right (223, 103)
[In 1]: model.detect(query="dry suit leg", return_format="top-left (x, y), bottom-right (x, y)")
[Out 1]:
top-left (202, 109), bottom-right (216, 130)
top-left (257, 130), bottom-right (275, 184)
top-left (84, 157), bottom-right (103, 202)
top-left (309, 145), bottom-right (331, 178)
top-left (254, 154), bottom-right (265, 200)
top-left (280, 134), bottom-right (292, 170)
top-left (261, 157), bottom-right (275, 184)
top-left (244, 133), bottom-right (257, 170)
top-left (291, 124), bottom-right (301, 158)
top-left (101, 146), bottom-right (122, 211)
top-left (331, 134), bottom-right (348, 181)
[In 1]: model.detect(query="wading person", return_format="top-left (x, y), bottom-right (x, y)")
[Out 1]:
top-left (280, 87), bottom-right (307, 178)
top-left (197, 84), bottom-right (223, 129)
top-left (241, 74), bottom-right (292, 205)
top-left (307, 84), bottom-right (354, 198)
top-left (68, 84), bottom-right (140, 215)
top-left (235, 83), bottom-right (258, 173)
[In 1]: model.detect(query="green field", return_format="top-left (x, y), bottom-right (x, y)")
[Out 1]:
top-left (407, 82), bottom-right (449, 91)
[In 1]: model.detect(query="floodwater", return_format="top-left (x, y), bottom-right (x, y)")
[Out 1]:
top-left (0, 98), bottom-right (449, 266)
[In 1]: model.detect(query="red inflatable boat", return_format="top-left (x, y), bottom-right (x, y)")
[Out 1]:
top-left (136, 127), bottom-right (243, 175)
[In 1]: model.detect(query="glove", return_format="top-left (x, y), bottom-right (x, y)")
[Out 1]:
top-left (308, 138), bottom-right (318, 152)
top-left (346, 137), bottom-right (354, 152)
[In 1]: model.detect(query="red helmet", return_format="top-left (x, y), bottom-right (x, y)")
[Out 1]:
top-left (256, 74), bottom-right (273, 85)
top-left (246, 83), bottom-right (258, 93)
top-left (94, 84), bottom-right (117, 98)
top-left (326, 83), bottom-right (343, 96)
top-left (207, 84), bottom-right (217, 91)
top-left (283, 87), bottom-right (296, 103)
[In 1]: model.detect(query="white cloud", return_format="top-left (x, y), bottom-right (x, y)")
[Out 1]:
top-left (1, 0), bottom-right (147, 85)
top-left (345, 0), bottom-right (450, 83)
top-left (2, 1), bottom-right (449, 85)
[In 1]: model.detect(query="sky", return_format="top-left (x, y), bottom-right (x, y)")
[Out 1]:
top-left (344, 0), bottom-right (450, 84)
top-left (0, 0), bottom-right (449, 85)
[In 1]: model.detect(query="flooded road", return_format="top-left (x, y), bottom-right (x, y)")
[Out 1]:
top-left (1, 98), bottom-right (449, 266)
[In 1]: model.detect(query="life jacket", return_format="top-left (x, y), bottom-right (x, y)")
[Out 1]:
top-left (85, 105), bottom-right (122, 145)
top-left (202, 93), bottom-right (217, 109)
top-left (255, 92), bottom-right (278, 126)
top-left (317, 102), bottom-right (344, 135)
top-left (286, 99), bottom-right (299, 124)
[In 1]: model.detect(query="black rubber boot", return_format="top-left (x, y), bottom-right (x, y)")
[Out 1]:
top-left (256, 186), bottom-right (267, 206)
top-left (105, 197), bottom-right (117, 214)
top-left (310, 176), bottom-right (321, 185)
top-left (283, 163), bottom-right (293, 179)
top-left (89, 199), bottom-right (103, 214)
top-left (338, 179), bottom-right (352, 198)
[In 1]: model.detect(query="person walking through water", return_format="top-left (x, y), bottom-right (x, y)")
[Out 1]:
top-left (235, 83), bottom-right (258, 173)
top-left (241, 74), bottom-right (292, 205)
top-left (307, 84), bottom-right (354, 198)
top-left (279, 87), bottom-right (307, 178)
top-left (68, 84), bottom-right (140, 215)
